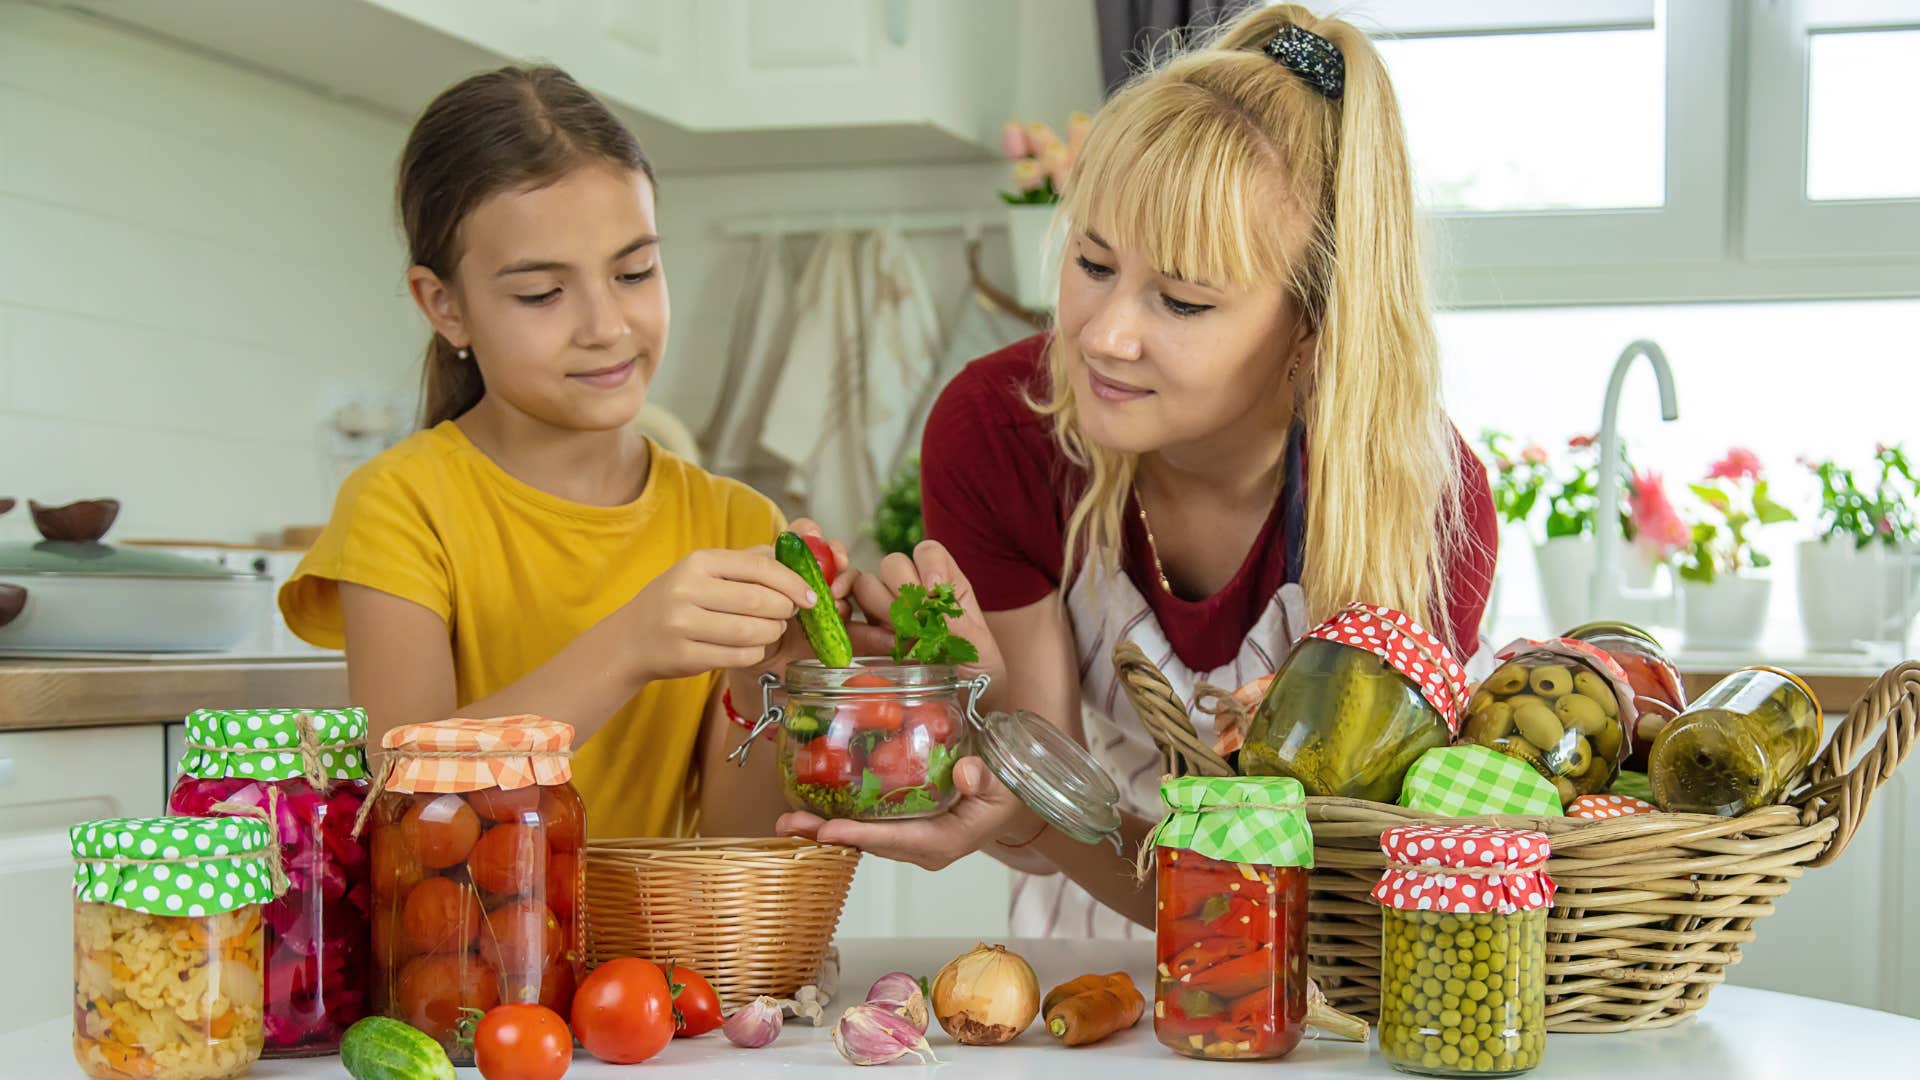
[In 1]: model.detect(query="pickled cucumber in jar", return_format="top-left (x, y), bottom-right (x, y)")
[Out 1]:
top-left (1649, 667), bottom-right (1821, 816)
top-left (1460, 640), bottom-right (1637, 803)
top-left (1240, 606), bottom-right (1466, 803)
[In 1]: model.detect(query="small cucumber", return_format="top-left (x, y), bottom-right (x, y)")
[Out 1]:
top-left (775, 531), bottom-right (853, 667)
top-left (340, 1016), bottom-right (455, 1080)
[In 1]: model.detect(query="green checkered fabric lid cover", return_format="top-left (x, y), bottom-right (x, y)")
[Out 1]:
top-left (1149, 775), bottom-right (1313, 868)
top-left (71, 816), bottom-right (275, 916)
top-left (1399, 745), bottom-right (1564, 817)
top-left (179, 707), bottom-right (368, 783)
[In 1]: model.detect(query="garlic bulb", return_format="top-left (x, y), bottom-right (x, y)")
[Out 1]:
top-left (832, 1003), bottom-right (938, 1066)
top-left (930, 943), bottom-right (1039, 1045)
top-left (723, 996), bottom-right (783, 1048)
top-left (866, 972), bottom-right (929, 1035)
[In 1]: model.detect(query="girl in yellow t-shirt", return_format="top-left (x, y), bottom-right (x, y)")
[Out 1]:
top-left (281, 66), bottom-right (879, 840)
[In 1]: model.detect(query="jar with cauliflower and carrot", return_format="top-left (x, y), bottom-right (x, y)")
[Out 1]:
top-left (70, 815), bottom-right (278, 1080)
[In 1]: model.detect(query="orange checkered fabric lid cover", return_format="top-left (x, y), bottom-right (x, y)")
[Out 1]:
top-left (379, 716), bottom-right (574, 794)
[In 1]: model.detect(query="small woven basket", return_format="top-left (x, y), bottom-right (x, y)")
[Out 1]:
top-left (582, 837), bottom-right (860, 1009)
top-left (1116, 642), bottom-right (1919, 1033)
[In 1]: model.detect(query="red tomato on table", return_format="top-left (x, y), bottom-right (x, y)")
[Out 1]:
top-left (572, 957), bottom-right (675, 1064)
top-left (669, 963), bottom-right (723, 1037)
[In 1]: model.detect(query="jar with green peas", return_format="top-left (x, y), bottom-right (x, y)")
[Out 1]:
top-left (1372, 825), bottom-right (1554, 1077)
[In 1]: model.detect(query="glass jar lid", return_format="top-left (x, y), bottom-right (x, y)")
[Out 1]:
top-left (970, 704), bottom-right (1123, 848)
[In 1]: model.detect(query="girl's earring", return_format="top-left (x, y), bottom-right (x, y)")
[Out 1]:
top-left (456, 346), bottom-right (471, 360)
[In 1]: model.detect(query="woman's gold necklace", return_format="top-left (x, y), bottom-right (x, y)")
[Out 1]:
top-left (1134, 445), bottom-right (1288, 598)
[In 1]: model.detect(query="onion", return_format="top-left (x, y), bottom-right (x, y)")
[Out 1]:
top-left (930, 943), bottom-right (1039, 1045)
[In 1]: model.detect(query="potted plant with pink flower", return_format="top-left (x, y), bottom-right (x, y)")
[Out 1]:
top-left (998, 113), bottom-right (1089, 308)
top-left (1676, 448), bottom-right (1796, 651)
top-left (1797, 443), bottom-right (1920, 653)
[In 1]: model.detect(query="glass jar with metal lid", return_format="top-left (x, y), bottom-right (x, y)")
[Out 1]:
top-left (1648, 666), bottom-right (1822, 815)
top-left (734, 660), bottom-right (1123, 844)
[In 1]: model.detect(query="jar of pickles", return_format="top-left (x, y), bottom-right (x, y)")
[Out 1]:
top-left (737, 661), bottom-right (980, 821)
top-left (1565, 622), bottom-right (1687, 770)
top-left (1373, 825), bottom-right (1554, 1078)
top-left (1460, 639), bottom-right (1638, 807)
top-left (1240, 604), bottom-right (1468, 802)
top-left (70, 815), bottom-right (278, 1080)
top-left (363, 716), bottom-right (583, 1062)
top-left (1649, 667), bottom-right (1822, 816)
top-left (1150, 776), bottom-right (1312, 1061)
top-left (169, 707), bottom-right (370, 1056)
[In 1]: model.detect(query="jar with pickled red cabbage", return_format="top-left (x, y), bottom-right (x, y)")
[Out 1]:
top-left (169, 707), bottom-right (371, 1056)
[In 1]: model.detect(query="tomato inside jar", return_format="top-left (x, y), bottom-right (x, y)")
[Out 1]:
top-left (1148, 776), bottom-right (1312, 1062)
top-left (363, 717), bottom-right (583, 1064)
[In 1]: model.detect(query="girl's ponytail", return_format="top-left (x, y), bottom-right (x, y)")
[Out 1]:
top-left (418, 337), bottom-right (485, 430)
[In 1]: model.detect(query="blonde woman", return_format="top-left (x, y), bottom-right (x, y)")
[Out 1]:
top-left (779, 4), bottom-right (1498, 935)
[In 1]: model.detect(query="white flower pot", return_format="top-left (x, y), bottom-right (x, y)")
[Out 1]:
top-left (1681, 576), bottom-right (1773, 652)
top-left (1533, 535), bottom-right (1664, 631)
top-left (1796, 538), bottom-right (1920, 652)
top-left (1006, 203), bottom-right (1061, 310)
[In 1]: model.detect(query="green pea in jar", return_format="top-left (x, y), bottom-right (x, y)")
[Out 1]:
top-left (1372, 825), bottom-right (1555, 1077)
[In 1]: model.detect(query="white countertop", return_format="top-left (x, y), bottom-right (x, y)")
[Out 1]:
top-left (8, 937), bottom-right (1917, 1078)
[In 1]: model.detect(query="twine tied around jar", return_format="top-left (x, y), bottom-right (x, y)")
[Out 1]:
top-left (206, 796), bottom-right (290, 897)
top-left (348, 744), bottom-right (574, 838)
top-left (1132, 796), bottom-right (1307, 883)
top-left (183, 711), bottom-right (341, 791)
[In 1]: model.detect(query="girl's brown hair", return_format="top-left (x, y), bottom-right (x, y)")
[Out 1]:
top-left (398, 65), bottom-right (655, 428)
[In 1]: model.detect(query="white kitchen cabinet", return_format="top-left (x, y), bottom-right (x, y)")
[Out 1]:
top-left (0, 725), bottom-right (166, 1032)
top-left (79, 0), bottom-right (1017, 171)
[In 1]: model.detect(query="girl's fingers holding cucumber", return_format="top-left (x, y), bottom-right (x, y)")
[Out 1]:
top-left (695, 577), bottom-right (804, 621)
top-left (684, 608), bottom-right (789, 649)
top-left (702, 548), bottom-right (817, 610)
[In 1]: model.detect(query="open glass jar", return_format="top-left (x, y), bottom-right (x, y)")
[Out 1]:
top-left (1239, 604), bottom-right (1469, 802)
top-left (736, 660), bottom-right (1124, 843)
top-left (168, 707), bottom-right (371, 1056)
top-left (362, 716), bottom-right (583, 1063)
top-left (1649, 667), bottom-right (1822, 816)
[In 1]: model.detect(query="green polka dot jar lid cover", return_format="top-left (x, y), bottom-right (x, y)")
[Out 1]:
top-left (70, 816), bottom-right (276, 916)
top-left (179, 707), bottom-right (368, 783)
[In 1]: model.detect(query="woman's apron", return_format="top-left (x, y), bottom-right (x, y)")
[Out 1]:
top-left (1008, 429), bottom-right (1312, 940)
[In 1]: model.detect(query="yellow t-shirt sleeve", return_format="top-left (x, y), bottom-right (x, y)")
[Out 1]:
top-left (279, 463), bottom-right (453, 649)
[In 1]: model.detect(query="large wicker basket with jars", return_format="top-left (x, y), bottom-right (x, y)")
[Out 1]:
top-left (1116, 642), bottom-right (1919, 1033)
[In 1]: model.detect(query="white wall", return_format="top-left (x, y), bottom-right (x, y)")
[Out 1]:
top-left (0, 3), bottom-right (420, 545)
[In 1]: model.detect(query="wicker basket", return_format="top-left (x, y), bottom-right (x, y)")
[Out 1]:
top-left (1116, 642), bottom-right (1919, 1033)
top-left (582, 837), bottom-right (860, 1010)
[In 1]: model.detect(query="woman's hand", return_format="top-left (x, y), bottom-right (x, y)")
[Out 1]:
top-left (851, 541), bottom-right (1008, 705)
top-left (777, 756), bottom-right (1051, 871)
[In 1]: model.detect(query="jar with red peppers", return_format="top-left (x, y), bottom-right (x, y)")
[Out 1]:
top-left (362, 717), bottom-right (583, 1063)
top-left (1565, 621), bottom-right (1687, 770)
top-left (168, 707), bottom-right (371, 1056)
top-left (1151, 775), bottom-right (1312, 1061)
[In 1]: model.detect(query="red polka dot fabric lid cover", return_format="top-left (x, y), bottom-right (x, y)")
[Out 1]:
top-left (1566, 794), bottom-right (1659, 820)
top-left (1303, 603), bottom-right (1470, 733)
top-left (1371, 824), bottom-right (1557, 914)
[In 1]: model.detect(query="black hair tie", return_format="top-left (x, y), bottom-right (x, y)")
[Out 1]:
top-left (1263, 25), bottom-right (1344, 101)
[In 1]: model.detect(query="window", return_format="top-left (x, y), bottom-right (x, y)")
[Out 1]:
top-left (1806, 28), bottom-right (1920, 202)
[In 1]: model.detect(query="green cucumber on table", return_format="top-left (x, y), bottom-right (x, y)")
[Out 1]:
top-left (775, 530), bottom-right (853, 667)
top-left (340, 1016), bottom-right (455, 1080)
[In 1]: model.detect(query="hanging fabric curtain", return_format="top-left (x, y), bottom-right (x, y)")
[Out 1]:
top-left (761, 230), bottom-right (874, 540)
top-left (699, 233), bottom-right (794, 484)
top-left (856, 227), bottom-right (944, 494)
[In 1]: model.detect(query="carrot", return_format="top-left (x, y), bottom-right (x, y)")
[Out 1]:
top-left (208, 1009), bottom-right (237, 1039)
top-left (1043, 972), bottom-right (1130, 1015)
top-left (1046, 978), bottom-right (1146, 1046)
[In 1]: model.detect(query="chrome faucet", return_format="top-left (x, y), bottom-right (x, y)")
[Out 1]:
top-left (1588, 339), bottom-right (1681, 626)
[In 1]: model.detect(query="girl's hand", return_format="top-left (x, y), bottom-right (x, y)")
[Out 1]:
top-left (627, 546), bottom-right (818, 685)
top-left (777, 756), bottom-right (1049, 871)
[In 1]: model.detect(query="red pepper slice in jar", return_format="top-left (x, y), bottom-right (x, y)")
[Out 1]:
top-left (1167, 935), bottom-right (1257, 981)
top-left (1180, 946), bottom-right (1275, 1000)
top-left (1213, 989), bottom-right (1278, 1047)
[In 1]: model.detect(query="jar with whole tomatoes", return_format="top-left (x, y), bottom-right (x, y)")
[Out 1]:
top-left (1151, 775), bottom-right (1312, 1062)
top-left (362, 716), bottom-right (583, 1064)
top-left (169, 707), bottom-right (370, 1056)
top-left (744, 660), bottom-right (980, 821)
top-left (70, 815), bottom-right (276, 1080)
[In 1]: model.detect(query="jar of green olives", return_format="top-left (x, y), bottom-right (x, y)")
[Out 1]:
top-left (1459, 639), bottom-right (1637, 808)
top-left (1373, 825), bottom-right (1554, 1078)
top-left (1240, 604), bottom-right (1469, 802)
